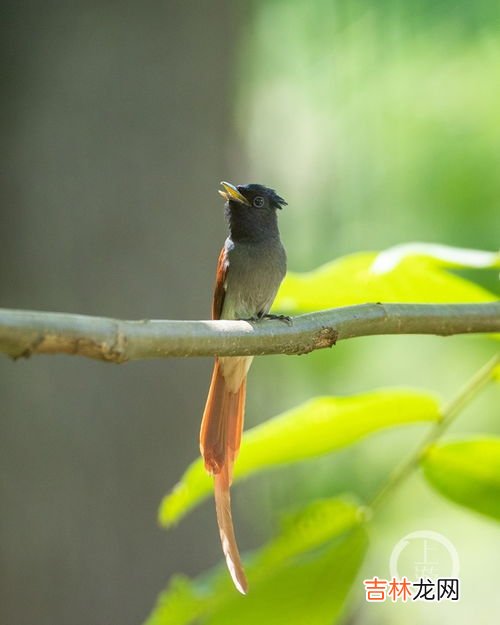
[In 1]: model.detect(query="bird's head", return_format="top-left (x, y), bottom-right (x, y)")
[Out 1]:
top-left (219, 181), bottom-right (287, 211)
top-left (218, 181), bottom-right (287, 241)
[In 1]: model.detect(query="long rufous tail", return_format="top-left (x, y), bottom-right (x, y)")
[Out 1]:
top-left (199, 358), bottom-right (248, 594)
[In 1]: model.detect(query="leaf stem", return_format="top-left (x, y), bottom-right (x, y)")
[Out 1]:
top-left (369, 353), bottom-right (499, 513)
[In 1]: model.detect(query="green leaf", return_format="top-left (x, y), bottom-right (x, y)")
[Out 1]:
top-left (422, 437), bottom-right (500, 521)
top-left (273, 244), bottom-right (499, 313)
top-left (493, 363), bottom-right (500, 382)
top-left (159, 388), bottom-right (440, 526)
top-left (145, 498), bottom-right (368, 625)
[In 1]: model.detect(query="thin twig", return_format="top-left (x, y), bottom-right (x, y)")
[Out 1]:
top-left (369, 353), bottom-right (499, 513)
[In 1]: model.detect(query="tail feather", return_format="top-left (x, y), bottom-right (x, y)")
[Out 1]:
top-left (199, 359), bottom-right (226, 474)
top-left (199, 359), bottom-right (247, 474)
top-left (226, 377), bottom-right (246, 466)
top-left (215, 464), bottom-right (248, 594)
top-left (199, 358), bottom-right (248, 593)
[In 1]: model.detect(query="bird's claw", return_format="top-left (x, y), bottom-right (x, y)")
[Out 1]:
top-left (241, 313), bottom-right (292, 325)
top-left (262, 313), bottom-right (293, 326)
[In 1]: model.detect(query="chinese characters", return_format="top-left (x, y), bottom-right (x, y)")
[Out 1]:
top-left (363, 577), bottom-right (459, 602)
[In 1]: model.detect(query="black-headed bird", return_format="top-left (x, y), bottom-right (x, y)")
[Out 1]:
top-left (200, 181), bottom-right (288, 593)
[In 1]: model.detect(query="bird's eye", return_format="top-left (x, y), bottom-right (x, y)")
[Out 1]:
top-left (253, 196), bottom-right (265, 208)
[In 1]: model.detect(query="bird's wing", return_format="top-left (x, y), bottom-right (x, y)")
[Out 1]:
top-left (212, 246), bottom-right (228, 320)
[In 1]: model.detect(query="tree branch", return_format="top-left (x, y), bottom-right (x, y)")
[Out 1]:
top-left (0, 302), bottom-right (498, 363)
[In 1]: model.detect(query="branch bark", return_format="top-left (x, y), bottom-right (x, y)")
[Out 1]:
top-left (0, 303), bottom-right (498, 363)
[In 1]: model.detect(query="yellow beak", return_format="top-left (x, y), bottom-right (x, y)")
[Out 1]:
top-left (219, 181), bottom-right (251, 206)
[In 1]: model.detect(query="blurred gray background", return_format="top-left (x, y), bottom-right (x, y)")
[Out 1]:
top-left (0, 3), bottom-right (245, 624)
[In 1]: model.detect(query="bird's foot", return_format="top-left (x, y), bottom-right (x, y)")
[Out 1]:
top-left (261, 313), bottom-right (293, 326)
top-left (240, 313), bottom-right (293, 325)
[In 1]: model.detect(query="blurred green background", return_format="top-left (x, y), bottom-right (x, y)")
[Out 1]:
top-left (0, 1), bottom-right (498, 625)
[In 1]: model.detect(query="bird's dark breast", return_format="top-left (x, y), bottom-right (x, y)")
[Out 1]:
top-left (221, 238), bottom-right (287, 321)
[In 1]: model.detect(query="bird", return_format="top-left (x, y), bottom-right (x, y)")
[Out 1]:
top-left (199, 181), bottom-right (288, 593)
